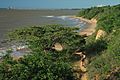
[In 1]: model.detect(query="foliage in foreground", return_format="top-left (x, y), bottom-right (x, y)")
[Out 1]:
top-left (0, 25), bottom-right (86, 80)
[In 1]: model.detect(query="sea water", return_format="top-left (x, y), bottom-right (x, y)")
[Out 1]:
top-left (0, 9), bottom-right (88, 41)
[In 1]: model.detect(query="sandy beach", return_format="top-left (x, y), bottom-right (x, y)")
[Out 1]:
top-left (69, 16), bottom-right (97, 36)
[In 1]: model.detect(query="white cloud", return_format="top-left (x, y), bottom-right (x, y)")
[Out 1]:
top-left (96, 4), bottom-right (105, 7)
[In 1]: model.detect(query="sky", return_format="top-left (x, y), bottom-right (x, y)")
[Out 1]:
top-left (0, 0), bottom-right (120, 9)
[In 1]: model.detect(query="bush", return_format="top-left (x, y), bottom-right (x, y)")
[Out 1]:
top-left (0, 24), bottom-right (86, 80)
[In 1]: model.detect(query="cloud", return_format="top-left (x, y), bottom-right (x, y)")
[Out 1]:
top-left (96, 4), bottom-right (105, 7)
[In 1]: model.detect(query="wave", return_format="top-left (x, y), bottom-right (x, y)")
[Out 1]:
top-left (56, 16), bottom-right (69, 20)
top-left (42, 16), bottom-right (87, 28)
top-left (43, 16), bottom-right (69, 20)
top-left (44, 16), bottom-right (55, 18)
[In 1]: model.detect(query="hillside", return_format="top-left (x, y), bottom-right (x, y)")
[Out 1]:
top-left (0, 4), bottom-right (120, 80)
top-left (77, 4), bottom-right (120, 80)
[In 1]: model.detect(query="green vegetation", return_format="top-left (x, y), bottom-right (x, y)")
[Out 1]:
top-left (77, 4), bottom-right (120, 33)
top-left (86, 29), bottom-right (120, 80)
top-left (0, 25), bottom-right (85, 80)
top-left (0, 4), bottom-right (120, 80)
top-left (78, 4), bottom-right (120, 80)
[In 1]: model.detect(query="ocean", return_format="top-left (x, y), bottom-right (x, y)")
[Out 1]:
top-left (0, 9), bottom-right (89, 46)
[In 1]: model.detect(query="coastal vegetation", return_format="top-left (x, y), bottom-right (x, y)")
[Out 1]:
top-left (0, 25), bottom-right (85, 80)
top-left (77, 4), bottom-right (120, 33)
top-left (78, 4), bottom-right (120, 80)
top-left (0, 4), bottom-right (120, 80)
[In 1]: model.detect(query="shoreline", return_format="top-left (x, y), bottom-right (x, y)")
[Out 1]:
top-left (69, 16), bottom-right (97, 36)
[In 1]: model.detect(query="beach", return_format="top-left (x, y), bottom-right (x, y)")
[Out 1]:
top-left (69, 16), bottom-right (97, 36)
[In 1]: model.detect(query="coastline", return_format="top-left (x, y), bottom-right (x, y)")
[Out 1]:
top-left (69, 16), bottom-right (97, 36)
top-left (70, 16), bottom-right (97, 80)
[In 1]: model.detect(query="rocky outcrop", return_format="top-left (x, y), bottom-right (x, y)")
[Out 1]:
top-left (52, 43), bottom-right (63, 51)
top-left (105, 68), bottom-right (120, 80)
top-left (96, 29), bottom-right (107, 40)
top-left (81, 73), bottom-right (88, 80)
top-left (73, 51), bottom-right (88, 80)
top-left (91, 18), bottom-right (97, 23)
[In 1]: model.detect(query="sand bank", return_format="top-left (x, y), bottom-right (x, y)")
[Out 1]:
top-left (69, 16), bottom-right (97, 36)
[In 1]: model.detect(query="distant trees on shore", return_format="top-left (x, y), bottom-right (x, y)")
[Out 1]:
top-left (77, 4), bottom-right (120, 33)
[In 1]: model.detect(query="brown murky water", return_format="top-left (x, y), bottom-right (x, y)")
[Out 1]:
top-left (0, 9), bottom-right (80, 40)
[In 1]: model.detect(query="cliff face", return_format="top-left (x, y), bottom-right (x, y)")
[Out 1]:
top-left (52, 43), bottom-right (63, 51)
top-left (96, 29), bottom-right (107, 40)
top-left (91, 18), bottom-right (97, 24)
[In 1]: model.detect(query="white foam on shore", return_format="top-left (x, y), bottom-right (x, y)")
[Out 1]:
top-left (56, 16), bottom-right (68, 20)
top-left (44, 16), bottom-right (54, 18)
top-left (43, 16), bottom-right (87, 28)
top-left (43, 16), bottom-right (69, 20)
